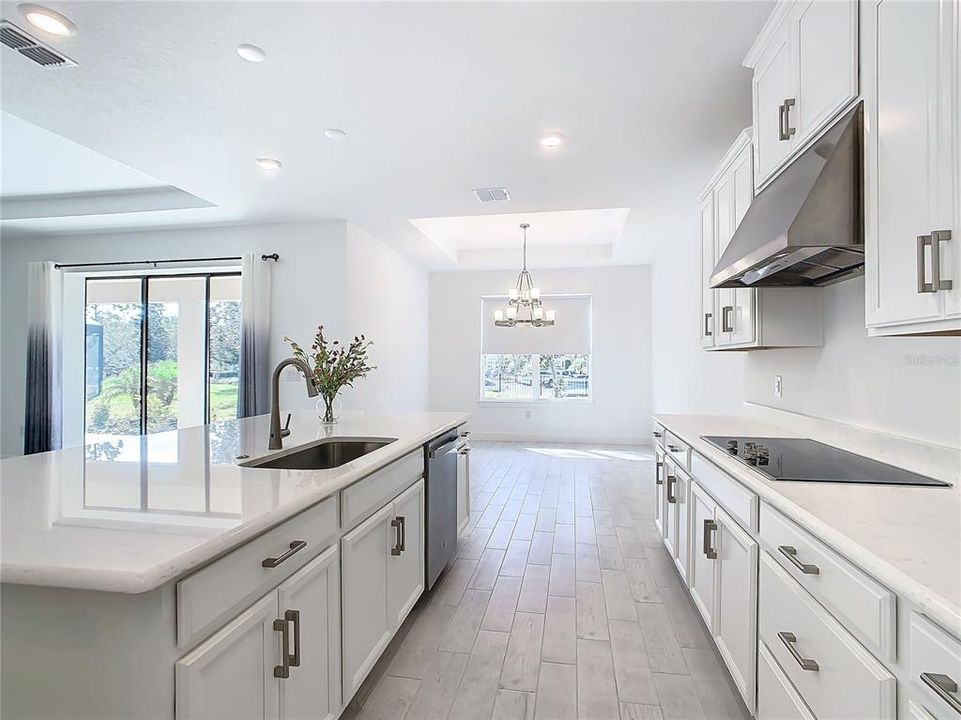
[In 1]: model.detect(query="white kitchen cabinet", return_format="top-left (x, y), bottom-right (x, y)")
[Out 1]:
top-left (663, 461), bottom-right (690, 583)
top-left (863, 0), bottom-right (961, 335)
top-left (654, 447), bottom-right (666, 537)
top-left (176, 594), bottom-right (281, 720)
top-left (714, 506), bottom-right (758, 714)
top-left (278, 547), bottom-right (341, 720)
top-left (688, 481), bottom-right (717, 629)
top-left (699, 129), bottom-right (822, 351)
top-left (387, 480), bottom-right (425, 629)
top-left (746, 0), bottom-right (859, 191)
top-left (342, 478), bottom-right (425, 703)
top-left (176, 546), bottom-right (342, 720)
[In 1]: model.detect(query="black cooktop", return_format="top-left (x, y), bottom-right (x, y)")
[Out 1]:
top-left (701, 436), bottom-right (951, 487)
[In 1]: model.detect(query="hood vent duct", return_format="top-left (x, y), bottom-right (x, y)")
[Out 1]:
top-left (1, 20), bottom-right (76, 67)
top-left (711, 102), bottom-right (863, 288)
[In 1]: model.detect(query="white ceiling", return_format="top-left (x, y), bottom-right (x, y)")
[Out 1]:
top-left (0, 1), bottom-right (771, 268)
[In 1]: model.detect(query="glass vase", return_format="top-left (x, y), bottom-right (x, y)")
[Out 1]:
top-left (316, 394), bottom-right (342, 425)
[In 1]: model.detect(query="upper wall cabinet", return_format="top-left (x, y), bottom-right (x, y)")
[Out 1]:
top-left (699, 131), bottom-right (822, 351)
top-left (745, 0), bottom-right (859, 191)
top-left (863, 0), bottom-right (960, 336)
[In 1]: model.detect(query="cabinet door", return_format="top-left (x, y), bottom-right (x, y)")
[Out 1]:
top-left (793, 0), bottom-right (858, 147)
top-left (714, 507), bottom-right (758, 715)
top-left (864, 0), bottom-right (945, 327)
top-left (699, 194), bottom-right (717, 348)
top-left (688, 482), bottom-right (717, 630)
top-left (729, 145), bottom-right (757, 346)
top-left (673, 471), bottom-right (691, 583)
top-left (654, 448), bottom-right (666, 537)
top-left (278, 545), bottom-right (341, 720)
top-left (341, 503), bottom-right (393, 703)
top-left (753, 24), bottom-right (795, 188)
top-left (388, 479), bottom-right (425, 630)
top-left (176, 593), bottom-right (280, 720)
top-left (713, 177), bottom-right (736, 347)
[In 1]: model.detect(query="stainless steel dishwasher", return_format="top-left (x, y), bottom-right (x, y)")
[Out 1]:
top-left (425, 430), bottom-right (469, 589)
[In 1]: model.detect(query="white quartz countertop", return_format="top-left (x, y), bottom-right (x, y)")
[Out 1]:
top-left (0, 410), bottom-right (468, 594)
top-left (655, 413), bottom-right (961, 637)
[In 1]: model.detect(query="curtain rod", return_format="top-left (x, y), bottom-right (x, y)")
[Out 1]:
top-left (53, 253), bottom-right (279, 270)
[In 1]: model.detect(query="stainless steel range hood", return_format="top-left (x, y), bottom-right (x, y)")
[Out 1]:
top-left (710, 103), bottom-right (864, 288)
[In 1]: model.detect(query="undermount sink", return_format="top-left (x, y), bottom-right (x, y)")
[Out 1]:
top-left (242, 438), bottom-right (397, 470)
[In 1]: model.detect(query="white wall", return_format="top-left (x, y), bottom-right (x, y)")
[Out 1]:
top-left (341, 223), bottom-right (429, 413)
top-left (744, 277), bottom-right (961, 449)
top-left (0, 220), bottom-right (430, 456)
top-left (649, 199), bottom-right (745, 417)
top-left (429, 266), bottom-right (651, 444)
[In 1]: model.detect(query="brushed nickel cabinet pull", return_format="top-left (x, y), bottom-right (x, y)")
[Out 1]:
top-left (666, 475), bottom-right (677, 504)
top-left (778, 545), bottom-right (820, 575)
top-left (653, 431), bottom-right (663, 439)
top-left (778, 631), bottom-right (819, 671)
top-left (920, 672), bottom-right (961, 714)
top-left (703, 519), bottom-right (718, 559)
top-left (721, 305), bottom-right (734, 333)
top-left (704, 312), bottom-right (713, 337)
top-left (391, 518), bottom-right (403, 556)
top-left (655, 460), bottom-right (663, 485)
top-left (286, 609), bottom-right (301, 668)
top-left (783, 98), bottom-right (796, 138)
top-left (919, 234), bottom-right (934, 292)
top-left (273, 616), bottom-right (291, 678)
top-left (397, 515), bottom-right (406, 552)
top-left (262, 540), bottom-right (307, 568)
top-left (778, 102), bottom-right (787, 140)
top-left (932, 230), bottom-right (953, 291)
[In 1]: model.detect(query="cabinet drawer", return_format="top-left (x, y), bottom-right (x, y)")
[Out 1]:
top-left (177, 496), bottom-right (337, 650)
top-left (652, 421), bottom-right (666, 449)
top-left (341, 450), bottom-right (424, 529)
top-left (760, 552), bottom-right (896, 720)
top-left (691, 453), bottom-right (758, 533)
top-left (760, 503), bottom-right (896, 661)
top-left (909, 613), bottom-right (961, 720)
top-left (664, 431), bottom-right (691, 469)
top-left (758, 641), bottom-right (815, 720)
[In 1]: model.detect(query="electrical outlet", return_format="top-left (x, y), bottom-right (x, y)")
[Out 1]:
top-left (774, 375), bottom-right (783, 398)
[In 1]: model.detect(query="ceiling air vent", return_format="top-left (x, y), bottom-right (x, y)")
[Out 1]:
top-left (1, 20), bottom-right (76, 67)
top-left (473, 187), bottom-right (510, 203)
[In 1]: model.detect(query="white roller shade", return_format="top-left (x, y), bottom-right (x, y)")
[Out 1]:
top-left (481, 295), bottom-right (591, 355)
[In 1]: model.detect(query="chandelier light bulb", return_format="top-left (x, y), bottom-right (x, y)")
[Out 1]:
top-left (494, 309), bottom-right (505, 322)
top-left (546, 310), bottom-right (556, 322)
top-left (507, 306), bottom-right (518, 320)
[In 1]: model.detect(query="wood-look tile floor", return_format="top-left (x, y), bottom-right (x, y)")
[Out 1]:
top-left (342, 441), bottom-right (751, 720)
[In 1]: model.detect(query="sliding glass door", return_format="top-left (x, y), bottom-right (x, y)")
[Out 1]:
top-left (84, 273), bottom-right (241, 442)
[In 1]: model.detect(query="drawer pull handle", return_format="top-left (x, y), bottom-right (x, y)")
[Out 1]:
top-left (655, 460), bottom-right (663, 485)
top-left (262, 540), bottom-right (307, 568)
top-left (286, 609), bottom-right (301, 668)
top-left (273, 616), bottom-right (291, 678)
top-left (778, 631), bottom-right (819, 672)
top-left (668, 444), bottom-right (682, 453)
top-left (921, 672), bottom-right (961, 714)
top-left (391, 516), bottom-right (406, 555)
top-left (666, 475), bottom-right (677, 504)
top-left (704, 312), bottom-right (713, 337)
top-left (653, 431), bottom-right (663, 439)
top-left (778, 545), bottom-right (820, 575)
top-left (703, 519), bottom-right (718, 559)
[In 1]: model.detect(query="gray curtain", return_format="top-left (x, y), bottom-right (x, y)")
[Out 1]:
top-left (238, 253), bottom-right (272, 418)
top-left (23, 261), bottom-right (64, 454)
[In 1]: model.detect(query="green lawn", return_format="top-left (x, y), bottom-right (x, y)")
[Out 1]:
top-left (86, 378), bottom-right (239, 433)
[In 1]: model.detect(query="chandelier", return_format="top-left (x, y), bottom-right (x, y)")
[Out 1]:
top-left (493, 223), bottom-right (556, 327)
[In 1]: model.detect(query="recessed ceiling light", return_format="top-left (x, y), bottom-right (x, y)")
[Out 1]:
top-left (324, 128), bottom-right (347, 141)
top-left (19, 3), bottom-right (77, 37)
top-left (255, 157), bottom-right (282, 171)
top-left (236, 43), bottom-right (266, 63)
top-left (540, 131), bottom-right (565, 150)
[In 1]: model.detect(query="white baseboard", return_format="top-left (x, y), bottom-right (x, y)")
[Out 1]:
top-left (469, 431), bottom-right (649, 446)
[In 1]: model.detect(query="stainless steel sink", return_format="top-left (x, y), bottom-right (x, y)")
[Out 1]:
top-left (241, 437), bottom-right (397, 470)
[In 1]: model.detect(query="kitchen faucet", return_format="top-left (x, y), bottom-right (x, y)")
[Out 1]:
top-left (269, 357), bottom-right (319, 450)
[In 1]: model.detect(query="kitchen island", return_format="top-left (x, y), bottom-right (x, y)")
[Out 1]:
top-left (0, 410), bottom-right (469, 720)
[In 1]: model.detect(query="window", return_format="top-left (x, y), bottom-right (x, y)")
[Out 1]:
top-left (479, 295), bottom-right (592, 402)
top-left (481, 353), bottom-right (590, 400)
top-left (83, 272), bottom-right (241, 442)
